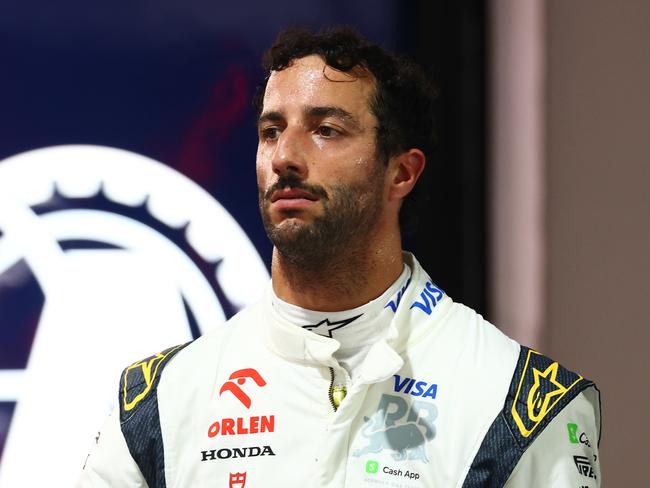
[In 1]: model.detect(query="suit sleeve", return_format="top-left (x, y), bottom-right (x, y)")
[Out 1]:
top-left (76, 408), bottom-right (148, 488)
top-left (504, 386), bottom-right (601, 487)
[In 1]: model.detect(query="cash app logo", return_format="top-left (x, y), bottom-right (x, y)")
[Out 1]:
top-left (365, 460), bottom-right (379, 474)
top-left (567, 423), bottom-right (579, 443)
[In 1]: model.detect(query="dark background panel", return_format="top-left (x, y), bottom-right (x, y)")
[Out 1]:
top-left (0, 2), bottom-right (487, 316)
top-left (400, 1), bottom-right (488, 316)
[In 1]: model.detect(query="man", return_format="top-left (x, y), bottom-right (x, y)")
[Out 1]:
top-left (79, 28), bottom-right (601, 487)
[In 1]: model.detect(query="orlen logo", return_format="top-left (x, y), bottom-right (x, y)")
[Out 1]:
top-left (208, 368), bottom-right (274, 438)
top-left (219, 368), bottom-right (266, 408)
top-left (208, 415), bottom-right (275, 438)
top-left (393, 375), bottom-right (438, 399)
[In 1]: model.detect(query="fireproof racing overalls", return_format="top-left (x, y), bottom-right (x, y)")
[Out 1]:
top-left (78, 253), bottom-right (601, 487)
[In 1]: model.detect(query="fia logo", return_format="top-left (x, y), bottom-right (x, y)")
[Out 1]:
top-left (219, 368), bottom-right (267, 409)
top-left (353, 394), bottom-right (437, 463)
top-left (393, 375), bottom-right (437, 399)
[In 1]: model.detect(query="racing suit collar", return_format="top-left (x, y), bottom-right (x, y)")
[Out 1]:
top-left (270, 264), bottom-right (410, 346)
top-left (264, 252), bottom-right (452, 383)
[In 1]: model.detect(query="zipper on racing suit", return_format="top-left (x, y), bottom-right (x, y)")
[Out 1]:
top-left (328, 367), bottom-right (347, 412)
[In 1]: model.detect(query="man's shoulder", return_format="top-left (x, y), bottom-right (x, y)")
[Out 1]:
top-left (118, 343), bottom-right (192, 425)
top-left (503, 346), bottom-right (597, 445)
top-left (118, 302), bottom-right (263, 418)
top-left (425, 298), bottom-right (520, 361)
top-left (462, 345), bottom-right (600, 487)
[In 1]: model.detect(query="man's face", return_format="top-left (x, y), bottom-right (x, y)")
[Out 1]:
top-left (256, 55), bottom-right (387, 265)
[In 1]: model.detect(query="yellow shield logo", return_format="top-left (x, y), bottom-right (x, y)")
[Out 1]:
top-left (122, 344), bottom-right (185, 411)
top-left (512, 350), bottom-right (583, 437)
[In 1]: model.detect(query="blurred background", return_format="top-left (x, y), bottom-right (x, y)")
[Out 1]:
top-left (0, 0), bottom-right (647, 485)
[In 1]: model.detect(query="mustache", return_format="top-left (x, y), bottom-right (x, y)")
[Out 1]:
top-left (263, 173), bottom-right (329, 201)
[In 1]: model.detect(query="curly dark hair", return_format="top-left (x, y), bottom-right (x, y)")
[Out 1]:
top-left (254, 27), bottom-right (437, 235)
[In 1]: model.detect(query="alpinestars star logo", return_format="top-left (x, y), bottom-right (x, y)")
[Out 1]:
top-left (301, 314), bottom-right (362, 338)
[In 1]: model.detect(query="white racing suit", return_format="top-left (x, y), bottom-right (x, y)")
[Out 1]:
top-left (79, 254), bottom-right (601, 487)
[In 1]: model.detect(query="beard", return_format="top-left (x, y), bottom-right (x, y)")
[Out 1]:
top-left (259, 168), bottom-right (385, 270)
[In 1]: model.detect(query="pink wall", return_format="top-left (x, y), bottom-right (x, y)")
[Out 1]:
top-left (491, 1), bottom-right (649, 485)
top-left (489, 0), bottom-right (546, 349)
top-left (545, 1), bottom-right (650, 485)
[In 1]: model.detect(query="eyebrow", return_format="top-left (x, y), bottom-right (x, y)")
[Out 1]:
top-left (257, 106), bottom-right (361, 131)
top-left (306, 106), bottom-right (358, 128)
top-left (257, 111), bottom-right (283, 127)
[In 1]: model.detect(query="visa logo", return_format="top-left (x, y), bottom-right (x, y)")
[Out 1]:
top-left (384, 277), bottom-right (412, 313)
top-left (393, 374), bottom-right (438, 399)
top-left (410, 281), bottom-right (444, 315)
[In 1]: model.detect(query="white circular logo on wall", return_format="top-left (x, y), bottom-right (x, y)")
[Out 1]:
top-left (0, 145), bottom-right (269, 486)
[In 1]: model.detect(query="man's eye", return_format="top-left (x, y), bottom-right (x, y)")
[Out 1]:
top-left (317, 126), bottom-right (340, 138)
top-left (261, 127), bottom-right (281, 140)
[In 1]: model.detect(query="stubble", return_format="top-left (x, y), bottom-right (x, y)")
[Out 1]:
top-left (259, 166), bottom-right (385, 275)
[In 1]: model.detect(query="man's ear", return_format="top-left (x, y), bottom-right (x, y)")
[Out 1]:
top-left (388, 149), bottom-right (426, 201)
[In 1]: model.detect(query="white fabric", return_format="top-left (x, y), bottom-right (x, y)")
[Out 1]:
top-left (271, 263), bottom-right (411, 382)
top-left (78, 253), bottom-right (601, 487)
top-left (78, 409), bottom-right (146, 487)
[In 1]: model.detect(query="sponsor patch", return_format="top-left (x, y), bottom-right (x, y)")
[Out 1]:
top-left (365, 460), bottom-right (379, 474)
top-left (383, 465), bottom-right (420, 481)
top-left (200, 445), bottom-right (275, 462)
top-left (208, 415), bottom-right (274, 437)
top-left (567, 423), bottom-right (579, 443)
top-left (511, 349), bottom-right (583, 438)
top-left (574, 455), bottom-right (597, 479)
top-left (384, 277), bottom-right (412, 313)
top-left (209, 368), bottom-right (274, 439)
top-left (409, 281), bottom-right (444, 316)
top-left (567, 422), bottom-right (593, 448)
top-left (219, 368), bottom-right (266, 409)
top-left (229, 472), bottom-right (247, 488)
top-left (393, 375), bottom-right (437, 399)
top-left (353, 393), bottom-right (437, 463)
top-left (579, 431), bottom-right (592, 448)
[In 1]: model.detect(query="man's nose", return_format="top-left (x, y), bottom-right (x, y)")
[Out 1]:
top-left (271, 127), bottom-right (308, 178)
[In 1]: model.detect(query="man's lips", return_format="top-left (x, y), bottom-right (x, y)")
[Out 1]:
top-left (269, 188), bottom-right (320, 211)
top-left (270, 189), bottom-right (319, 203)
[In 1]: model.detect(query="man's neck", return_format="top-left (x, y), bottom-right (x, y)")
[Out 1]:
top-left (271, 234), bottom-right (404, 312)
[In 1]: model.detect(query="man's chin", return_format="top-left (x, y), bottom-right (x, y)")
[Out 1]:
top-left (271, 213), bottom-right (314, 228)
top-left (268, 217), bottom-right (311, 238)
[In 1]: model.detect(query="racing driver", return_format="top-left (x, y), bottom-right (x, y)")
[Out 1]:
top-left (78, 28), bottom-right (601, 487)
